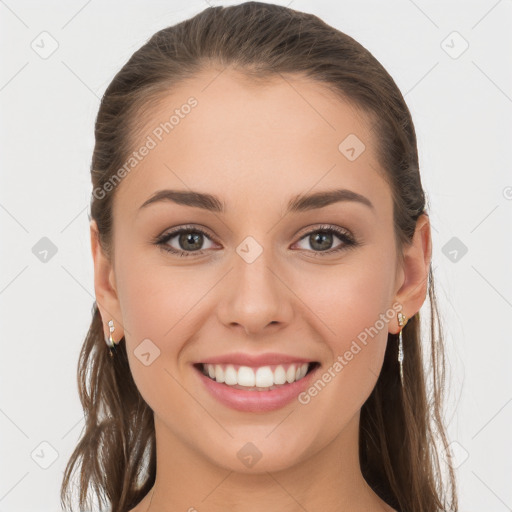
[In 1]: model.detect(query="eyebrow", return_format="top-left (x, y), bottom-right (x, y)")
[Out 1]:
top-left (138, 188), bottom-right (375, 214)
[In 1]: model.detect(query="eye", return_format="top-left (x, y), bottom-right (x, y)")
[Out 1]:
top-left (292, 225), bottom-right (357, 256)
top-left (154, 225), bottom-right (217, 257)
top-left (154, 224), bottom-right (358, 258)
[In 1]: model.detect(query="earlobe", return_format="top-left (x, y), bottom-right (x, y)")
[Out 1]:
top-left (392, 213), bottom-right (432, 330)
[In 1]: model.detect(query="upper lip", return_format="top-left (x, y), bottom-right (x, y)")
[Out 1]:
top-left (196, 352), bottom-right (317, 367)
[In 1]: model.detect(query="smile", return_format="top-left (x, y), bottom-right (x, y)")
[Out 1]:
top-left (193, 361), bottom-right (321, 412)
top-left (197, 362), bottom-right (319, 391)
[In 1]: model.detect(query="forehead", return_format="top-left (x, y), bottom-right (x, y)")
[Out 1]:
top-left (114, 68), bottom-right (391, 220)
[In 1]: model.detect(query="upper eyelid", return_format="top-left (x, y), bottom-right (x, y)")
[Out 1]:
top-left (160, 225), bottom-right (218, 243)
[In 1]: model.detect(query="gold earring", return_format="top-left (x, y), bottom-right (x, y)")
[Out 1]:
top-left (397, 312), bottom-right (408, 387)
top-left (105, 319), bottom-right (116, 358)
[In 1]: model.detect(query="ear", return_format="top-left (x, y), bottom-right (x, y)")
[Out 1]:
top-left (391, 213), bottom-right (432, 334)
top-left (90, 219), bottom-right (124, 342)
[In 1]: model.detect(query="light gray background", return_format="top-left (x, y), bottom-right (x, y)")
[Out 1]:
top-left (1, 1), bottom-right (511, 511)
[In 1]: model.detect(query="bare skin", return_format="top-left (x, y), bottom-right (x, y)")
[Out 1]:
top-left (91, 68), bottom-right (431, 512)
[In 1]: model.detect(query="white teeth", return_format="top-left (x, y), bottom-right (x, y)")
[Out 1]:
top-left (215, 365), bottom-right (225, 383)
top-left (273, 365), bottom-right (287, 385)
top-left (297, 364), bottom-right (307, 380)
top-left (238, 366), bottom-right (255, 387)
top-left (201, 362), bottom-right (312, 389)
top-left (224, 365), bottom-right (237, 385)
top-left (255, 367), bottom-right (274, 387)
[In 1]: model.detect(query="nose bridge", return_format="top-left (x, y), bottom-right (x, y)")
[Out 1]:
top-left (217, 233), bottom-right (292, 334)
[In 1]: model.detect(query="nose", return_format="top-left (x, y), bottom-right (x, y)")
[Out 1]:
top-left (216, 247), bottom-right (294, 336)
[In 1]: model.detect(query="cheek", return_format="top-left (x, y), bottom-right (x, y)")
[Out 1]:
top-left (299, 259), bottom-right (393, 399)
top-left (114, 260), bottom-right (203, 415)
top-left (115, 254), bottom-right (222, 372)
top-left (305, 256), bottom-right (392, 335)
top-left (115, 245), bottom-right (207, 340)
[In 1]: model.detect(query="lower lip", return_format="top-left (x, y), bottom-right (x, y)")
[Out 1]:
top-left (194, 364), bottom-right (320, 412)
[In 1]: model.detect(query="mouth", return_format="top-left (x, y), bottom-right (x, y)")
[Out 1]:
top-left (193, 361), bottom-right (321, 392)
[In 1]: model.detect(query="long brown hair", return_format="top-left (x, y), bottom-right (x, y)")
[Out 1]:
top-left (61, 3), bottom-right (458, 511)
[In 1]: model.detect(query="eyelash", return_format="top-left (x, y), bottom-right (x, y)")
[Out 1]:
top-left (153, 224), bottom-right (358, 258)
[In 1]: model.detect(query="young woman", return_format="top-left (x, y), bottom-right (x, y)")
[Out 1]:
top-left (61, 3), bottom-right (458, 511)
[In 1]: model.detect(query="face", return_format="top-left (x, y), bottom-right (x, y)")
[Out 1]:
top-left (92, 68), bottom-right (430, 474)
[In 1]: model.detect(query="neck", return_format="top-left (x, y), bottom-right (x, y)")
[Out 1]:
top-left (141, 411), bottom-right (393, 512)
